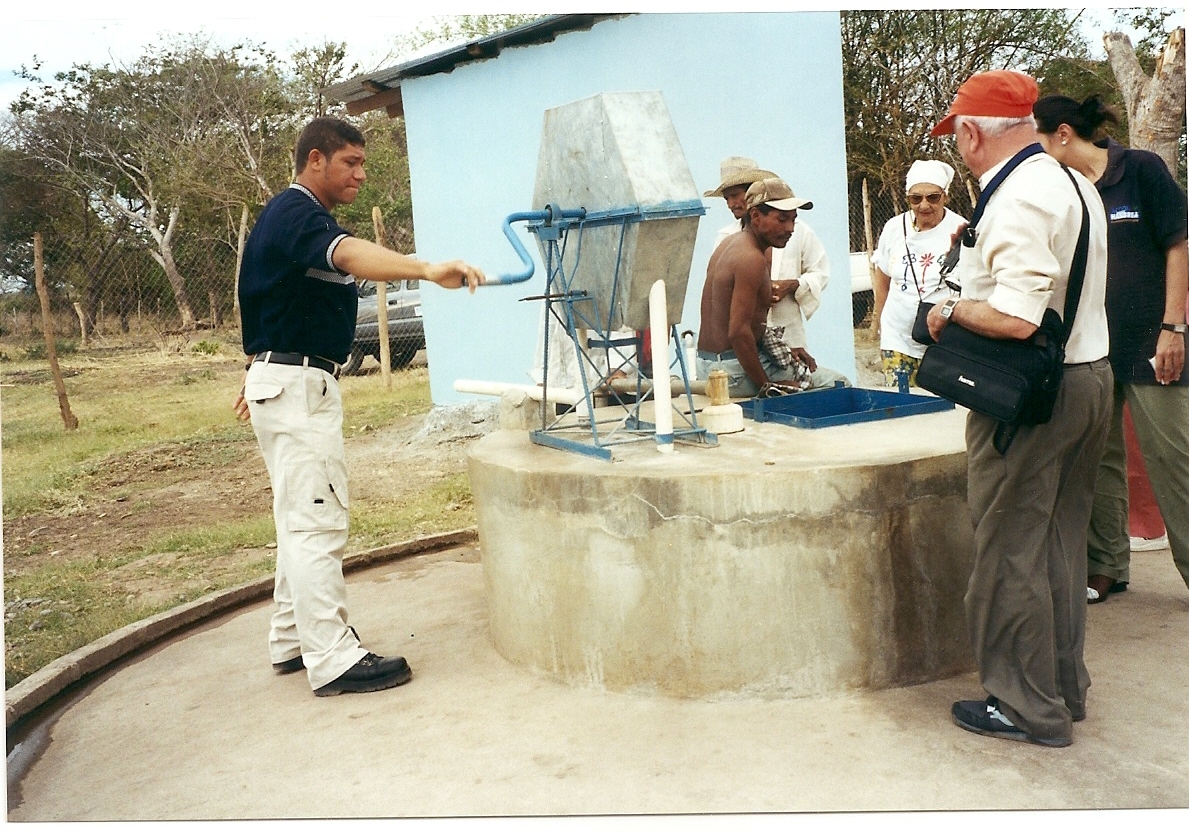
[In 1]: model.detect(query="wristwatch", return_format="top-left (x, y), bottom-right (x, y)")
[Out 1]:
top-left (1160, 322), bottom-right (1187, 334)
top-left (940, 298), bottom-right (960, 320)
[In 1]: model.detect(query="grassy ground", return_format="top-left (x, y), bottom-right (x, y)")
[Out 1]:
top-left (2, 331), bottom-right (474, 688)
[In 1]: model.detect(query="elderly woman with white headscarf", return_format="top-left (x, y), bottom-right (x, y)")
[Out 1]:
top-left (871, 159), bottom-right (969, 387)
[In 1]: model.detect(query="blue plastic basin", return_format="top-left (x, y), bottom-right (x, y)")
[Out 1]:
top-left (739, 386), bottom-right (954, 429)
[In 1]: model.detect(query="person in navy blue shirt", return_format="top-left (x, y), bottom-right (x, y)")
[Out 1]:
top-left (1035, 93), bottom-right (1189, 603)
top-left (234, 117), bottom-right (485, 697)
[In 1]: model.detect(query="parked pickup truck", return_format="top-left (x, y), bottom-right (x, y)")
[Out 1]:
top-left (344, 279), bottom-right (425, 374)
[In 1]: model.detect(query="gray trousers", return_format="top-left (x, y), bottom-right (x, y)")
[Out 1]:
top-left (1088, 380), bottom-right (1189, 590)
top-left (964, 359), bottom-right (1113, 743)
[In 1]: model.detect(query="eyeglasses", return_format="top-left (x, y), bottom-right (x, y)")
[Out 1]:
top-left (908, 192), bottom-right (944, 206)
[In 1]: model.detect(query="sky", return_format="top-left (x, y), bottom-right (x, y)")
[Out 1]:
top-left (1, 3), bottom-right (429, 110)
top-left (2, 2), bottom-right (1184, 112)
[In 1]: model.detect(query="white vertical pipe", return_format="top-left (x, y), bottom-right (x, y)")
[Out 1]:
top-left (649, 279), bottom-right (674, 452)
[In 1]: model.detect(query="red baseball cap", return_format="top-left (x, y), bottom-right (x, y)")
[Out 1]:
top-left (930, 70), bottom-right (1039, 137)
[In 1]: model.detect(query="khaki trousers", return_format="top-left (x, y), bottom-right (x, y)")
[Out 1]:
top-left (1088, 380), bottom-right (1189, 590)
top-left (964, 359), bottom-right (1113, 743)
top-left (245, 362), bottom-right (367, 690)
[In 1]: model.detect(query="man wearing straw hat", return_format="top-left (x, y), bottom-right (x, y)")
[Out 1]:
top-left (703, 156), bottom-right (848, 390)
top-left (698, 176), bottom-right (819, 397)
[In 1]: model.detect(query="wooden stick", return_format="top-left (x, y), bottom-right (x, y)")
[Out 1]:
top-left (862, 178), bottom-right (876, 329)
top-left (33, 232), bottom-right (79, 430)
top-left (371, 206), bottom-right (392, 388)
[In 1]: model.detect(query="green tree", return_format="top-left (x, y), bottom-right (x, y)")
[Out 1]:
top-left (6, 37), bottom-right (310, 330)
top-left (378, 13), bottom-right (548, 64)
top-left (324, 16), bottom-right (547, 250)
top-left (291, 42), bottom-right (359, 121)
top-left (331, 113), bottom-right (414, 250)
top-left (841, 8), bottom-right (1091, 248)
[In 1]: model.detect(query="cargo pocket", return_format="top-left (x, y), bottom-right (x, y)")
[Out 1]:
top-left (244, 378), bottom-right (285, 405)
top-left (285, 457), bottom-right (350, 533)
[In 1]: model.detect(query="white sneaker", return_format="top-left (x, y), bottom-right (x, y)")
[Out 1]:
top-left (1130, 534), bottom-right (1169, 552)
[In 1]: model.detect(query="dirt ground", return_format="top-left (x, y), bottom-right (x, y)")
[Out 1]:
top-left (1, 355), bottom-right (489, 612)
top-left (3, 332), bottom-right (880, 642)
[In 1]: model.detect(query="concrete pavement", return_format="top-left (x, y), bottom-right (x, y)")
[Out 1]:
top-left (6, 535), bottom-right (1189, 822)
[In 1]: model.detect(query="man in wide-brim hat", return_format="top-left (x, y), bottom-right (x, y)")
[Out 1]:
top-left (704, 156), bottom-right (849, 391)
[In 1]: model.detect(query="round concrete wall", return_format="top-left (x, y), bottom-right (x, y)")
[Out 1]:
top-left (468, 407), bottom-right (975, 699)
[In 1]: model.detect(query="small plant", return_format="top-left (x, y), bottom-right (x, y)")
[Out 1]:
top-left (191, 340), bottom-right (221, 356)
top-left (23, 340), bottom-right (76, 361)
top-left (176, 368), bottom-right (216, 385)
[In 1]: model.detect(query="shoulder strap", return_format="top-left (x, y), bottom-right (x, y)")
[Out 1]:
top-left (968, 143), bottom-right (1046, 229)
top-left (902, 213), bottom-right (920, 288)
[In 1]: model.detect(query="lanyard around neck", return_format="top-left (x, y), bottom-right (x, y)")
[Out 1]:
top-left (939, 143), bottom-right (1046, 279)
top-left (968, 143), bottom-right (1046, 229)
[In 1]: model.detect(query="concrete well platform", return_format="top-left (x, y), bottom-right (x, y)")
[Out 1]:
top-left (468, 403), bottom-right (975, 699)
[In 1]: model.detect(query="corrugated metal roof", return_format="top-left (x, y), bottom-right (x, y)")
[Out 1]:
top-left (323, 13), bottom-right (626, 118)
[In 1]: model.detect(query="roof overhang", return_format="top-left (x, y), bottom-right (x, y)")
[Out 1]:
top-left (324, 13), bottom-right (627, 118)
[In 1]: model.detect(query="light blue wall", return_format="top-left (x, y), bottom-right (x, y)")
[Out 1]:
top-left (403, 12), bottom-right (852, 405)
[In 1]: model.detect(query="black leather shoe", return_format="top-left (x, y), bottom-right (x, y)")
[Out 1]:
top-left (951, 697), bottom-right (1071, 748)
top-left (272, 655), bottom-right (305, 675)
top-left (314, 653), bottom-right (412, 697)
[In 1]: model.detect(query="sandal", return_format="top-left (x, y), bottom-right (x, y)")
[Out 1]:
top-left (1087, 574), bottom-right (1116, 604)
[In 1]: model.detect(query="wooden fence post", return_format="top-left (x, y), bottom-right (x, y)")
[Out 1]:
top-left (33, 232), bottom-right (79, 430)
top-left (72, 302), bottom-right (89, 349)
top-left (372, 206), bottom-right (392, 389)
top-left (862, 178), bottom-right (877, 329)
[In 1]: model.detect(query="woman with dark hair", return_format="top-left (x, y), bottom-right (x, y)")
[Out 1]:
top-left (1034, 93), bottom-right (1189, 603)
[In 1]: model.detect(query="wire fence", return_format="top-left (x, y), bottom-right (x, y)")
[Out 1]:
top-left (2, 168), bottom-right (991, 350)
top-left (0, 214), bottom-right (416, 349)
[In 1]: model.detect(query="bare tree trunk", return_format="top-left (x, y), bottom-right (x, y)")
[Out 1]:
top-left (33, 233), bottom-right (79, 431)
top-left (209, 290), bottom-right (222, 328)
top-left (1104, 28), bottom-right (1186, 173)
top-left (72, 302), bottom-right (89, 349)
top-left (234, 203), bottom-right (248, 320)
top-left (148, 205), bottom-right (197, 329)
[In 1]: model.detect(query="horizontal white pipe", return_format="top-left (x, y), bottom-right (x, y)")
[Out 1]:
top-left (454, 379), bottom-right (584, 405)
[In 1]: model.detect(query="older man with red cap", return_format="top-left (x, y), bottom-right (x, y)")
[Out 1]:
top-left (926, 70), bottom-right (1112, 747)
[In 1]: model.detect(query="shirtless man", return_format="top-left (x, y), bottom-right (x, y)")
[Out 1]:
top-left (697, 177), bottom-right (812, 397)
top-left (704, 156), bottom-right (847, 390)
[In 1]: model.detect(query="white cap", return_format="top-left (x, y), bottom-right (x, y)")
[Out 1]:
top-left (905, 160), bottom-right (955, 191)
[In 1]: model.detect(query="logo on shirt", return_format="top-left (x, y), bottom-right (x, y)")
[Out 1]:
top-left (1109, 206), bottom-right (1140, 223)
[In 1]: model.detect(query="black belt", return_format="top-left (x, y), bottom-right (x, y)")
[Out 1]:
top-left (253, 351), bottom-right (341, 379)
top-left (697, 348), bottom-right (737, 362)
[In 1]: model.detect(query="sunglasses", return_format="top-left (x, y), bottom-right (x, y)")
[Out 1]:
top-left (908, 192), bottom-right (945, 206)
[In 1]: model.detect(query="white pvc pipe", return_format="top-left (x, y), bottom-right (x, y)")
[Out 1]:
top-left (453, 379), bottom-right (584, 405)
top-left (649, 279), bottom-right (674, 453)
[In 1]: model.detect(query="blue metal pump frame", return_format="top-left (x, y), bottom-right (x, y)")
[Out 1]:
top-left (496, 202), bottom-right (717, 461)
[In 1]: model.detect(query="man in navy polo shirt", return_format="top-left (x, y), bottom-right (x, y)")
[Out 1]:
top-left (234, 117), bottom-right (484, 697)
